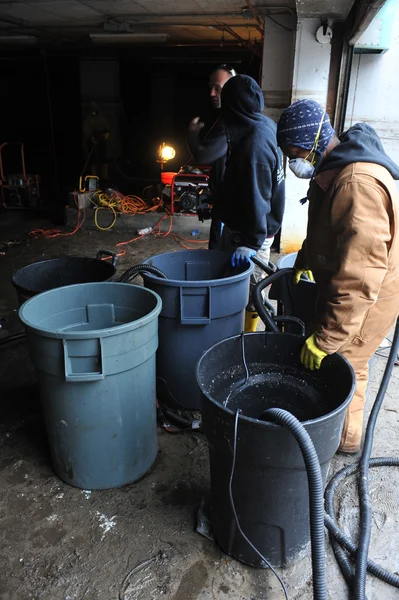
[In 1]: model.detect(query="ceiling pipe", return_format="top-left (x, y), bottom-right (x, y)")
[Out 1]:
top-left (246, 0), bottom-right (264, 29)
top-left (104, 21), bottom-right (262, 30)
top-left (0, 15), bottom-right (76, 42)
top-left (1, 22), bottom-right (263, 32)
top-left (215, 24), bottom-right (262, 55)
top-left (99, 8), bottom-right (295, 21)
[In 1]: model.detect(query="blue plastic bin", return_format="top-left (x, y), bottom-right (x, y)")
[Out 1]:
top-left (19, 282), bottom-right (162, 490)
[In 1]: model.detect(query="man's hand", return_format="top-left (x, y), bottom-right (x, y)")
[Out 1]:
top-left (294, 269), bottom-right (314, 284)
top-left (232, 247), bottom-right (256, 267)
top-left (300, 334), bottom-right (328, 370)
top-left (102, 132), bottom-right (110, 140)
top-left (188, 117), bottom-right (205, 135)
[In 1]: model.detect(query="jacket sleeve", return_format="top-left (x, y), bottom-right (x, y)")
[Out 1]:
top-left (241, 161), bottom-right (274, 250)
top-left (187, 131), bottom-right (228, 165)
top-left (294, 240), bottom-right (309, 270)
top-left (314, 180), bottom-right (392, 354)
top-left (267, 150), bottom-right (286, 238)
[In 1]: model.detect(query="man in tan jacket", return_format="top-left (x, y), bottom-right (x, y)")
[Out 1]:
top-left (277, 99), bottom-right (399, 453)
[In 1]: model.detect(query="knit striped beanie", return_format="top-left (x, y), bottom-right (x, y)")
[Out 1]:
top-left (277, 99), bottom-right (334, 155)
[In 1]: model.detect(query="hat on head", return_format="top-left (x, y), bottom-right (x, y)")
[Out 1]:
top-left (277, 99), bottom-right (334, 155)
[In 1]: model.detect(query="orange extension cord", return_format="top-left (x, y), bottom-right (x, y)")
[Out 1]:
top-left (29, 189), bottom-right (208, 254)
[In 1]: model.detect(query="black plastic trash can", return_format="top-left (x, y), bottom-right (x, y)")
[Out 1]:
top-left (12, 250), bottom-right (117, 305)
top-left (196, 331), bottom-right (355, 567)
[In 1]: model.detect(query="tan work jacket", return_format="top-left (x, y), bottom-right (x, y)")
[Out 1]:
top-left (296, 162), bottom-right (399, 354)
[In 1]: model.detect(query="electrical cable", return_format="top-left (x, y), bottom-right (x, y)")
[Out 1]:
top-left (0, 332), bottom-right (26, 347)
top-left (265, 14), bottom-right (295, 32)
top-left (94, 204), bottom-right (117, 231)
top-left (224, 332), bottom-right (250, 407)
top-left (42, 47), bottom-right (60, 198)
top-left (230, 409), bottom-right (289, 600)
top-left (29, 195), bottom-right (85, 239)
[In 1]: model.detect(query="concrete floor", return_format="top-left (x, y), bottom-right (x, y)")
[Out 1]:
top-left (1, 211), bottom-right (399, 600)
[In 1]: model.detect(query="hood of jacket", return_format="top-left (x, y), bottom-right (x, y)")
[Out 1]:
top-left (221, 75), bottom-right (270, 151)
top-left (318, 122), bottom-right (399, 179)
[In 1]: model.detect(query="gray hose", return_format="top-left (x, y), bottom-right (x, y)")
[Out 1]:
top-left (354, 317), bottom-right (399, 598)
top-left (324, 458), bottom-right (399, 588)
top-left (262, 408), bottom-right (327, 600)
top-left (118, 264), bottom-right (167, 283)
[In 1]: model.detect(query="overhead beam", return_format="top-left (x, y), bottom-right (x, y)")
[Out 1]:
top-left (347, 0), bottom-right (387, 45)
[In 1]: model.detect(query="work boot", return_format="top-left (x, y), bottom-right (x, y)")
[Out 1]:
top-left (244, 310), bottom-right (259, 333)
top-left (338, 410), bottom-right (362, 454)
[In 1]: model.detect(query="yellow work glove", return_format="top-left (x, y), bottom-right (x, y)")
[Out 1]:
top-left (294, 269), bottom-right (314, 285)
top-left (300, 334), bottom-right (328, 371)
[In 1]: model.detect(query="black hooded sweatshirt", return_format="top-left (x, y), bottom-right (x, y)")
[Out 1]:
top-left (317, 122), bottom-right (399, 179)
top-left (214, 75), bottom-right (285, 250)
top-left (187, 114), bottom-right (227, 195)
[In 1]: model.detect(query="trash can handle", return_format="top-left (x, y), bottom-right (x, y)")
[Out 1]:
top-left (273, 315), bottom-right (306, 337)
top-left (63, 339), bottom-right (105, 382)
top-left (179, 286), bottom-right (211, 325)
top-left (96, 249), bottom-right (118, 268)
top-left (253, 268), bottom-right (306, 335)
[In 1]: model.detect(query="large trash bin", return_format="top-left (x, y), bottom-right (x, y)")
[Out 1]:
top-left (196, 331), bottom-right (355, 567)
top-left (143, 250), bottom-right (253, 411)
top-left (19, 282), bottom-right (162, 490)
top-left (12, 249), bottom-right (117, 305)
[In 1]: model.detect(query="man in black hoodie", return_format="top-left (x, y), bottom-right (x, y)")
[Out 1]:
top-left (213, 74), bottom-right (285, 331)
top-left (187, 65), bottom-right (236, 249)
top-left (277, 99), bottom-right (399, 453)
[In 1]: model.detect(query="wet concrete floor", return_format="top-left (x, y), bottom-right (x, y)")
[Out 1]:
top-left (1, 212), bottom-right (399, 600)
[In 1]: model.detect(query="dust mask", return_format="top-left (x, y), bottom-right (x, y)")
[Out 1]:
top-left (289, 158), bottom-right (315, 179)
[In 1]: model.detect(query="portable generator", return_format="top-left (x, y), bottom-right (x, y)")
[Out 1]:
top-left (162, 166), bottom-right (211, 215)
top-left (0, 142), bottom-right (40, 209)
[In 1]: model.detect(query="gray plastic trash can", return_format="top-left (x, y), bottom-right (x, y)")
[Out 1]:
top-left (19, 282), bottom-right (162, 490)
top-left (143, 250), bottom-right (253, 411)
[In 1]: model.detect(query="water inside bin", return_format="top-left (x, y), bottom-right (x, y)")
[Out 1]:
top-left (209, 363), bottom-right (331, 422)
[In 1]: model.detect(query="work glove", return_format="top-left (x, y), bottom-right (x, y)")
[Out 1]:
top-left (294, 269), bottom-right (314, 285)
top-left (300, 334), bottom-right (328, 371)
top-left (232, 246), bottom-right (256, 267)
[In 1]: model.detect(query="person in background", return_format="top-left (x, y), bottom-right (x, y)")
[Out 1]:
top-left (83, 101), bottom-right (111, 181)
top-left (187, 65), bottom-right (237, 249)
top-left (277, 99), bottom-right (399, 453)
top-left (213, 74), bottom-right (285, 332)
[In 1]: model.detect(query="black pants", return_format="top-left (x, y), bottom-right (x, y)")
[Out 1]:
top-left (208, 219), bottom-right (223, 250)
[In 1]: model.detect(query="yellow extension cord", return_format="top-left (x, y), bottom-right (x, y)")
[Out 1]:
top-left (89, 190), bottom-right (163, 231)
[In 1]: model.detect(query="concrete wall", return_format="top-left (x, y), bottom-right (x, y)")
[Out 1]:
top-left (261, 16), bottom-right (295, 123)
top-left (261, 17), bottom-right (332, 253)
top-left (344, 6), bottom-right (399, 167)
top-left (80, 59), bottom-right (122, 158)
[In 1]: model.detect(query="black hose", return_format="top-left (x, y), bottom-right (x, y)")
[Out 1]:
top-left (253, 276), bottom-right (282, 332)
top-left (354, 318), bottom-right (399, 598)
top-left (0, 332), bottom-right (26, 347)
top-left (324, 458), bottom-right (399, 587)
top-left (251, 255), bottom-right (277, 276)
top-left (252, 268), bottom-right (307, 334)
top-left (118, 264), bottom-right (168, 283)
top-left (262, 408), bottom-right (327, 600)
